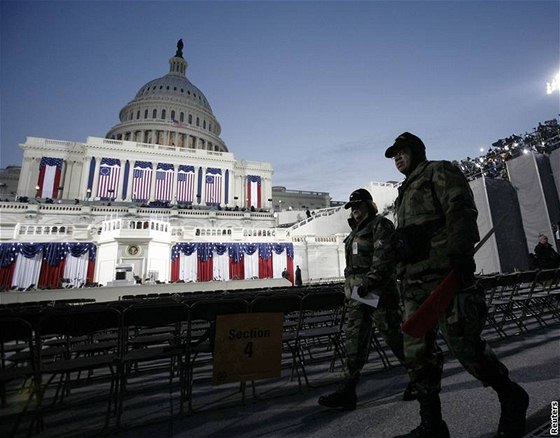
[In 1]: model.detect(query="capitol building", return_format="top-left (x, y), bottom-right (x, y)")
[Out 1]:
top-left (0, 40), bottom-right (356, 297)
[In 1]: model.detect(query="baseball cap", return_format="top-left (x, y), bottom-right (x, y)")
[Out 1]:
top-left (344, 188), bottom-right (373, 209)
top-left (385, 132), bottom-right (426, 158)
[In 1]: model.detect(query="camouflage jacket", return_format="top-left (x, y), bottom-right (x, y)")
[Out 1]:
top-left (343, 213), bottom-right (398, 305)
top-left (394, 160), bottom-right (479, 280)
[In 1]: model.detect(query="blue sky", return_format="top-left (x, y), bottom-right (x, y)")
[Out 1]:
top-left (1, 0), bottom-right (558, 201)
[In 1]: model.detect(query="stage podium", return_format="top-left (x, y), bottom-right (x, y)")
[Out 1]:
top-left (106, 263), bottom-right (136, 287)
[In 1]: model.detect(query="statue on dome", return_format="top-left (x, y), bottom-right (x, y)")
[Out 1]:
top-left (175, 39), bottom-right (184, 58)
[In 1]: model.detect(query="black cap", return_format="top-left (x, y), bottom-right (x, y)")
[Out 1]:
top-left (385, 132), bottom-right (426, 158)
top-left (344, 188), bottom-right (373, 209)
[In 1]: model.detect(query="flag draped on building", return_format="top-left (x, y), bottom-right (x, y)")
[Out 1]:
top-left (205, 168), bottom-right (222, 205)
top-left (258, 243), bottom-right (273, 279)
top-left (0, 242), bottom-right (96, 290)
top-left (37, 157), bottom-right (63, 199)
top-left (247, 175), bottom-right (262, 208)
top-left (176, 165), bottom-right (195, 203)
top-left (172, 119), bottom-right (187, 129)
top-left (196, 243), bottom-right (213, 282)
top-left (97, 158), bottom-right (121, 200)
top-left (132, 161), bottom-right (153, 201)
top-left (228, 243), bottom-right (244, 280)
top-left (169, 243), bottom-right (293, 283)
top-left (155, 163), bottom-right (174, 202)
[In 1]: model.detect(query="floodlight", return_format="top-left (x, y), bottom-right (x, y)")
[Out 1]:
top-left (523, 149), bottom-right (529, 154)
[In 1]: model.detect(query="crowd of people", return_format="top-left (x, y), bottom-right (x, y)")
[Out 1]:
top-left (455, 118), bottom-right (560, 181)
top-left (13, 196), bottom-right (271, 213)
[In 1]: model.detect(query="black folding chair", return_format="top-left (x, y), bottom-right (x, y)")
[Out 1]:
top-left (512, 270), bottom-right (547, 329)
top-left (295, 290), bottom-right (346, 387)
top-left (485, 273), bottom-right (520, 337)
top-left (0, 317), bottom-right (36, 436)
top-left (116, 301), bottom-right (189, 426)
top-left (527, 269), bottom-right (560, 323)
top-left (33, 307), bottom-right (121, 432)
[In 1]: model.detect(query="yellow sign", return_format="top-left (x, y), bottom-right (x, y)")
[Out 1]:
top-left (213, 312), bottom-right (283, 385)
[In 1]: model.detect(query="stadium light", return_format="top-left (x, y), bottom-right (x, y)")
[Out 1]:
top-left (546, 70), bottom-right (559, 94)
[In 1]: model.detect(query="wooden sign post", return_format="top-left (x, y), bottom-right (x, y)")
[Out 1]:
top-left (213, 312), bottom-right (283, 385)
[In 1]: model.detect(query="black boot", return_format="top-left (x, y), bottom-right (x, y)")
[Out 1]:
top-left (492, 380), bottom-right (529, 438)
top-left (318, 380), bottom-right (357, 410)
top-left (403, 380), bottom-right (418, 401)
top-left (393, 394), bottom-right (450, 438)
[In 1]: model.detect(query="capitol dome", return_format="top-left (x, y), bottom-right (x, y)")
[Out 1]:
top-left (106, 39), bottom-right (228, 152)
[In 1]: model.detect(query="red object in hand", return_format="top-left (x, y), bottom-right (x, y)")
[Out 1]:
top-left (401, 271), bottom-right (460, 338)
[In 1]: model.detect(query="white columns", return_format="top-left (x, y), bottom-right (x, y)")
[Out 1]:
top-left (79, 157), bottom-right (93, 200)
top-left (91, 157), bottom-right (102, 198)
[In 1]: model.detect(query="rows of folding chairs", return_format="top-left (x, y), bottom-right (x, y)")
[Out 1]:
top-left (3, 270), bottom-right (556, 435)
top-left (482, 268), bottom-right (560, 338)
top-left (0, 287), bottom-right (348, 435)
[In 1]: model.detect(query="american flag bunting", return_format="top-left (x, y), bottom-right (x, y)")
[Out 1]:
top-left (205, 168), bottom-right (222, 205)
top-left (97, 158), bottom-right (121, 199)
top-left (132, 161), bottom-right (153, 201)
top-left (155, 163), bottom-right (174, 201)
top-left (177, 165), bottom-right (195, 203)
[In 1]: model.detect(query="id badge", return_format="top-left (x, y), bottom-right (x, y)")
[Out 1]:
top-left (352, 242), bottom-right (358, 255)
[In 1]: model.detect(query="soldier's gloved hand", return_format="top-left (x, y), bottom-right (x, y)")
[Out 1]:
top-left (356, 285), bottom-right (369, 297)
top-left (450, 255), bottom-right (476, 288)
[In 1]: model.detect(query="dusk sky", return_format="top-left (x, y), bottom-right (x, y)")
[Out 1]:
top-left (1, 0), bottom-right (558, 201)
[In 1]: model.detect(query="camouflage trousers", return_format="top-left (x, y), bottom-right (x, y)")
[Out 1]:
top-left (343, 298), bottom-right (405, 382)
top-left (402, 277), bottom-right (509, 396)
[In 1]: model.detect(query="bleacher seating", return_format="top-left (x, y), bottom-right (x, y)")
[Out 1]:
top-left (455, 118), bottom-right (560, 181)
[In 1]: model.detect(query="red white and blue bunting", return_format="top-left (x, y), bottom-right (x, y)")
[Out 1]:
top-left (0, 242), bottom-right (96, 290)
top-left (171, 242), bottom-right (294, 283)
top-left (132, 161), bottom-right (153, 201)
top-left (155, 163), bottom-right (174, 202)
top-left (37, 157), bottom-right (63, 199)
top-left (247, 175), bottom-right (262, 208)
top-left (97, 158), bottom-right (121, 200)
top-left (176, 165), bottom-right (195, 204)
top-left (204, 168), bottom-right (222, 206)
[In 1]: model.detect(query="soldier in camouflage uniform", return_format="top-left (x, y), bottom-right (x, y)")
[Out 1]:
top-left (386, 132), bottom-right (529, 438)
top-left (318, 188), bottom-right (413, 411)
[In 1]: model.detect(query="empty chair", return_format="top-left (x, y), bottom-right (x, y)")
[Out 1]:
top-left (33, 307), bottom-right (121, 432)
top-left (295, 290), bottom-right (346, 387)
top-left (116, 301), bottom-right (189, 426)
top-left (526, 268), bottom-right (560, 323)
top-left (485, 273), bottom-right (520, 338)
top-left (0, 317), bottom-right (36, 436)
top-left (511, 270), bottom-right (545, 329)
